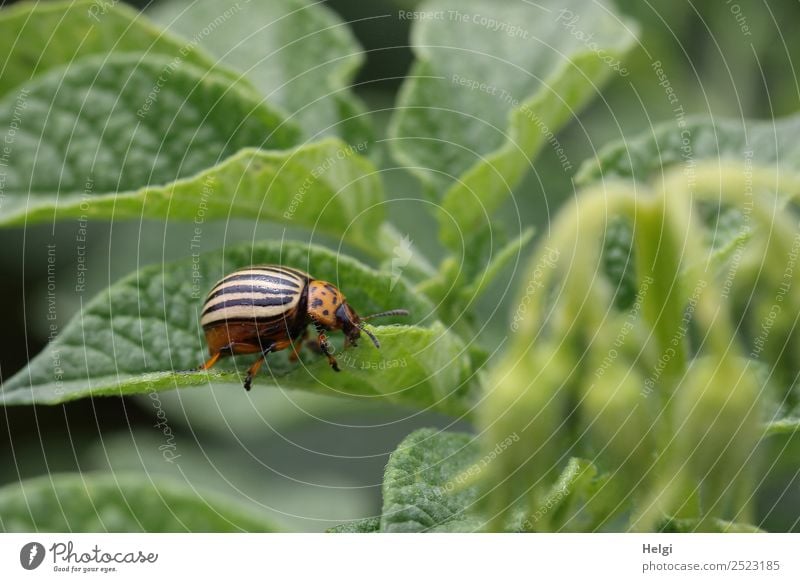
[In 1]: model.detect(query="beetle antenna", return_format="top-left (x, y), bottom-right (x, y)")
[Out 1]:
top-left (361, 309), bottom-right (409, 321)
top-left (358, 323), bottom-right (381, 349)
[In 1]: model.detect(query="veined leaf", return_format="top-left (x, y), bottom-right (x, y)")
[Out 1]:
top-left (0, 52), bottom-right (384, 245)
top-left (576, 114), bottom-right (800, 186)
top-left (326, 517), bottom-right (381, 533)
top-left (150, 0), bottom-right (373, 145)
top-left (0, 242), bottom-right (477, 417)
top-left (0, 472), bottom-right (280, 532)
top-left (0, 53), bottom-right (297, 221)
top-left (16, 141), bottom-right (384, 250)
top-left (380, 429), bottom-right (483, 532)
top-left (378, 429), bottom-right (602, 532)
top-left (389, 0), bottom-right (637, 248)
top-left (0, 0), bottom-right (238, 97)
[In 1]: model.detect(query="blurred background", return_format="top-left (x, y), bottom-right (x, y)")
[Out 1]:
top-left (1, 0), bottom-right (798, 531)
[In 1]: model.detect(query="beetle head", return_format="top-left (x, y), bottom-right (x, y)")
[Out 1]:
top-left (340, 305), bottom-right (411, 349)
top-left (307, 280), bottom-right (410, 349)
top-left (307, 280), bottom-right (345, 329)
top-left (334, 302), bottom-right (367, 347)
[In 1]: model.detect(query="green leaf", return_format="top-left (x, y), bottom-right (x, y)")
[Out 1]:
top-left (379, 430), bottom-right (604, 532)
top-left (149, 0), bottom-right (373, 145)
top-left (658, 517), bottom-right (764, 533)
top-left (22, 139), bottom-right (384, 249)
top-left (84, 431), bottom-right (374, 532)
top-left (0, 52), bottom-right (384, 245)
top-left (763, 416), bottom-right (800, 437)
top-left (419, 227), bottom-right (535, 317)
top-left (462, 227), bottom-right (535, 301)
top-left (326, 517), bottom-right (381, 533)
top-left (0, 53), bottom-right (300, 221)
top-left (576, 114), bottom-right (800, 186)
top-left (0, 0), bottom-right (236, 97)
top-left (0, 472), bottom-right (280, 532)
top-left (389, 0), bottom-right (638, 248)
top-left (1, 242), bottom-right (477, 416)
top-left (601, 217), bottom-right (638, 310)
top-left (513, 458), bottom-right (615, 532)
top-left (380, 428), bottom-right (483, 532)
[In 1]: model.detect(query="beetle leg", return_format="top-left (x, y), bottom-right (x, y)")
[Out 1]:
top-left (197, 342), bottom-right (240, 371)
top-left (243, 338), bottom-right (294, 390)
top-left (243, 346), bottom-right (275, 391)
top-left (305, 338), bottom-right (323, 354)
top-left (314, 322), bottom-right (340, 372)
top-left (198, 351), bottom-right (223, 371)
top-left (243, 359), bottom-right (264, 391)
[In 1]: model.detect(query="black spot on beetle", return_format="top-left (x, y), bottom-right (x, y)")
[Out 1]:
top-left (311, 298), bottom-right (323, 308)
top-left (323, 309), bottom-right (330, 316)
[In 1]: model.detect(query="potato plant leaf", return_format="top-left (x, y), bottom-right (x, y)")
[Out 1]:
top-left (0, 52), bottom-right (385, 246)
top-left (389, 0), bottom-right (638, 248)
top-left (149, 0), bottom-right (373, 145)
top-left (0, 0), bottom-right (238, 98)
top-left (0, 242), bottom-right (477, 417)
top-left (380, 428), bottom-right (483, 532)
top-left (326, 517), bottom-right (381, 533)
top-left (0, 472), bottom-right (280, 532)
top-left (0, 53), bottom-right (298, 220)
top-left (576, 114), bottom-right (800, 186)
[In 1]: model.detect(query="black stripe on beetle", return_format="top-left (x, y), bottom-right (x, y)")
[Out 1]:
top-left (205, 284), bottom-right (298, 302)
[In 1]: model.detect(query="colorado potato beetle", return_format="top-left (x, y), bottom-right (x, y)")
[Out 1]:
top-left (198, 265), bottom-right (409, 390)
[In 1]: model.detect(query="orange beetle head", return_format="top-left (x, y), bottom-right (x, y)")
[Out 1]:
top-left (307, 279), bottom-right (410, 348)
top-left (307, 280), bottom-right (343, 324)
top-left (307, 280), bottom-right (365, 346)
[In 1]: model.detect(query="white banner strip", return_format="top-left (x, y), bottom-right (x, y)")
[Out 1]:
top-left (1, 533), bottom-right (797, 581)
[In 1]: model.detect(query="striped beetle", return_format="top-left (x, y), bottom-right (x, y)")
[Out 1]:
top-left (198, 265), bottom-right (409, 390)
